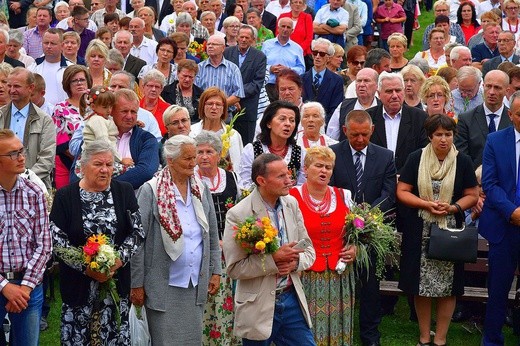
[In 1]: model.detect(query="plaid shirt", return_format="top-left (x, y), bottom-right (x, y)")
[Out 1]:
top-left (0, 177), bottom-right (51, 289)
top-left (167, 20), bottom-right (209, 40)
top-left (22, 27), bottom-right (45, 59)
top-left (90, 8), bottom-right (128, 29)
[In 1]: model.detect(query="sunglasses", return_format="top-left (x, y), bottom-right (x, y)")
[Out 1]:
top-left (351, 60), bottom-right (366, 66)
top-left (312, 50), bottom-right (329, 57)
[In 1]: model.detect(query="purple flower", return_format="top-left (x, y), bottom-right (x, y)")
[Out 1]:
top-left (353, 217), bottom-right (365, 229)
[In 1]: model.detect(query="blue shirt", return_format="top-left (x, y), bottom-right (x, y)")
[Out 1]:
top-left (471, 42), bottom-right (500, 63)
top-left (9, 103), bottom-right (30, 141)
top-left (453, 88), bottom-right (484, 116)
top-left (195, 57), bottom-right (245, 98)
top-left (238, 48), bottom-right (249, 68)
top-left (261, 38), bottom-right (305, 84)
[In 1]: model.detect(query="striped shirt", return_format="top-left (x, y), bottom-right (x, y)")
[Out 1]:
top-left (195, 57), bottom-right (245, 98)
top-left (22, 27), bottom-right (46, 59)
top-left (0, 177), bottom-right (51, 289)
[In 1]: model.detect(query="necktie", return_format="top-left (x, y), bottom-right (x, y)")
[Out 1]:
top-left (488, 114), bottom-right (497, 133)
top-left (313, 73), bottom-right (321, 90)
top-left (354, 151), bottom-right (363, 201)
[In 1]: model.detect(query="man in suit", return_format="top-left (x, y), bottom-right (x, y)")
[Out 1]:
top-left (367, 72), bottom-right (428, 172)
top-left (223, 153), bottom-right (316, 345)
top-left (114, 30), bottom-right (147, 81)
top-left (224, 25), bottom-right (267, 144)
top-left (480, 90), bottom-right (520, 346)
top-left (327, 68), bottom-right (380, 141)
top-left (210, 0), bottom-right (228, 31)
top-left (251, 0), bottom-right (277, 33)
top-left (330, 110), bottom-right (396, 346)
top-left (456, 69), bottom-right (512, 169)
top-left (302, 38), bottom-right (344, 126)
top-left (145, 0), bottom-right (173, 26)
top-left (483, 31), bottom-right (520, 78)
top-left (343, 1), bottom-right (362, 51)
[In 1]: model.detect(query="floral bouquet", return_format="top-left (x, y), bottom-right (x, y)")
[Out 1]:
top-left (218, 108), bottom-right (245, 170)
top-left (55, 234), bottom-right (122, 327)
top-left (188, 41), bottom-right (208, 61)
top-left (337, 202), bottom-right (399, 280)
top-left (233, 216), bottom-right (279, 270)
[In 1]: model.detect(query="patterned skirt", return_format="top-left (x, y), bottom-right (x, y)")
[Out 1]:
top-left (202, 257), bottom-right (241, 346)
top-left (301, 267), bottom-right (356, 346)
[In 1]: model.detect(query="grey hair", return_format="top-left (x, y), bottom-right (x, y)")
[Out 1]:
top-left (200, 10), bottom-right (216, 20)
top-left (223, 15), bottom-right (240, 27)
top-left (301, 101), bottom-right (326, 120)
top-left (444, 42), bottom-right (461, 52)
top-left (510, 90), bottom-right (520, 108)
top-left (0, 29), bottom-right (8, 44)
top-left (378, 71), bottom-right (404, 90)
top-left (111, 70), bottom-right (136, 89)
top-left (365, 48), bottom-right (391, 69)
top-left (54, 1), bottom-right (69, 14)
top-left (107, 48), bottom-right (124, 68)
top-left (163, 134), bottom-right (196, 161)
top-left (407, 58), bottom-right (430, 75)
top-left (80, 140), bottom-right (116, 167)
top-left (176, 12), bottom-right (193, 27)
top-left (163, 104), bottom-right (189, 127)
top-left (400, 65), bottom-right (426, 84)
top-left (457, 66), bottom-right (482, 84)
top-left (8, 29), bottom-right (23, 45)
top-left (311, 38), bottom-right (334, 55)
top-left (0, 62), bottom-right (13, 77)
top-left (142, 68), bottom-right (166, 87)
top-left (194, 130), bottom-right (223, 154)
top-left (114, 30), bottom-right (133, 44)
top-left (240, 24), bottom-right (257, 40)
top-left (450, 46), bottom-right (471, 62)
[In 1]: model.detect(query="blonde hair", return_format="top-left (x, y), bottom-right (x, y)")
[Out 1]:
top-left (303, 146), bottom-right (336, 168)
top-left (387, 33), bottom-right (407, 48)
top-left (419, 75), bottom-right (451, 104)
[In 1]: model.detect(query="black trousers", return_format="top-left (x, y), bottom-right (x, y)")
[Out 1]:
top-left (357, 251), bottom-right (382, 345)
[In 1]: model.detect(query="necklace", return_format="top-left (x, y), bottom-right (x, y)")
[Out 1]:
top-left (301, 183), bottom-right (331, 215)
top-left (302, 135), bottom-right (326, 149)
top-left (508, 18), bottom-right (519, 33)
top-left (199, 169), bottom-right (220, 192)
top-left (268, 144), bottom-right (289, 158)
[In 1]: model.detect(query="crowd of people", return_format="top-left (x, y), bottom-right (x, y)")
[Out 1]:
top-left (1, 0), bottom-right (520, 345)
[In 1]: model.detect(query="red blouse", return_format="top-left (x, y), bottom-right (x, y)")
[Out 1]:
top-left (460, 23), bottom-right (480, 45)
top-left (278, 11), bottom-right (314, 56)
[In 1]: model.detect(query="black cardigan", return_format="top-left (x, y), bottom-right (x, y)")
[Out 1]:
top-left (50, 180), bottom-right (139, 306)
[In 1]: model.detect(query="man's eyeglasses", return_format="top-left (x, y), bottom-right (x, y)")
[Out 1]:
top-left (0, 148), bottom-right (26, 160)
top-left (312, 50), bottom-right (329, 57)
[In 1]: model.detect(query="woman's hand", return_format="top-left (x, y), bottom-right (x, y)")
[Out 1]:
top-left (208, 274), bottom-right (220, 295)
top-left (339, 244), bottom-right (357, 264)
top-left (436, 202), bottom-right (453, 215)
top-left (130, 287), bottom-right (145, 306)
top-left (85, 258), bottom-right (123, 283)
top-left (423, 201), bottom-right (447, 215)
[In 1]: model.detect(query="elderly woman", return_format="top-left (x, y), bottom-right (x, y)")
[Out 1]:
top-left (176, 12), bottom-right (196, 43)
top-left (278, 0), bottom-right (313, 60)
top-left (195, 131), bottom-right (241, 345)
top-left (401, 65), bottom-right (427, 110)
top-left (396, 114), bottom-right (478, 346)
top-left (96, 27), bottom-right (113, 48)
top-left (239, 100), bottom-right (305, 189)
top-left (140, 69), bottom-right (171, 135)
top-left (130, 135), bottom-right (221, 346)
top-left (289, 145), bottom-right (355, 345)
top-left (502, 0), bottom-right (520, 39)
top-left (53, 65), bottom-right (92, 189)
top-left (7, 29), bottom-right (35, 67)
top-left (420, 76), bottom-right (452, 117)
top-left (127, 0), bottom-right (145, 17)
top-left (62, 31), bottom-right (84, 65)
top-left (0, 63), bottom-right (13, 107)
top-left (160, 105), bottom-right (192, 166)
top-left (162, 59), bottom-right (203, 123)
top-left (327, 43), bottom-right (344, 73)
top-left (414, 28), bottom-right (447, 76)
top-left (54, 1), bottom-right (70, 22)
top-left (388, 33), bottom-right (409, 72)
top-left (437, 66), bottom-right (458, 91)
top-left (138, 6), bottom-right (165, 41)
top-left (86, 39), bottom-right (111, 87)
top-left (201, 11), bottom-right (225, 38)
top-left (50, 140), bottom-right (145, 345)
top-left (138, 37), bottom-right (178, 85)
top-left (457, 2), bottom-right (480, 45)
top-left (246, 8), bottom-right (273, 49)
top-left (342, 45), bottom-right (367, 90)
top-left (171, 32), bottom-right (193, 64)
top-left (190, 87), bottom-right (243, 171)
top-left (106, 48), bottom-right (125, 74)
top-left (297, 102), bottom-right (338, 149)
top-left (223, 16), bottom-right (241, 47)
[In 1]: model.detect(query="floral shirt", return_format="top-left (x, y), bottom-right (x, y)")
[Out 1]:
top-left (255, 26), bottom-right (274, 50)
top-left (52, 100), bottom-right (83, 146)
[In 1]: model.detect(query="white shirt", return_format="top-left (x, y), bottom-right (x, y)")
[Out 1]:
top-left (477, 0), bottom-right (501, 19)
top-left (326, 97), bottom-right (378, 140)
top-left (138, 107), bottom-right (162, 141)
top-left (265, 0), bottom-right (291, 17)
top-left (56, 17), bottom-right (98, 31)
top-left (350, 143), bottom-right (367, 169)
top-left (382, 107), bottom-right (402, 154)
top-left (160, 13), bottom-right (178, 33)
top-left (130, 36), bottom-right (158, 64)
top-left (296, 132), bottom-right (338, 148)
top-left (483, 103), bottom-right (504, 130)
top-left (30, 60), bottom-right (65, 106)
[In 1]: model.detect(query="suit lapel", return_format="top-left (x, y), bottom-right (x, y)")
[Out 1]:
top-left (499, 106), bottom-right (512, 130)
top-left (507, 127), bottom-right (517, 177)
top-left (372, 105), bottom-right (387, 147)
top-left (395, 106), bottom-right (411, 155)
top-left (361, 144), bottom-right (376, 193)
top-left (474, 105), bottom-right (489, 137)
top-left (340, 141), bottom-right (358, 190)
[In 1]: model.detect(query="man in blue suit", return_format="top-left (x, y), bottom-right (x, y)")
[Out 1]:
top-left (480, 90), bottom-right (520, 345)
top-left (302, 38), bottom-right (344, 127)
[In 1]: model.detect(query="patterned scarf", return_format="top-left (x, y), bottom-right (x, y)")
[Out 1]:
top-left (156, 166), bottom-right (202, 242)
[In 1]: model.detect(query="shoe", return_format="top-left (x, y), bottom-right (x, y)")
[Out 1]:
top-left (39, 317), bottom-right (48, 331)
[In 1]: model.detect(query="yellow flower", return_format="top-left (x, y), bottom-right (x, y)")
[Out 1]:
top-left (90, 262), bottom-right (99, 270)
top-left (255, 241), bottom-right (266, 251)
top-left (88, 234), bottom-right (107, 245)
top-left (264, 237), bottom-right (271, 243)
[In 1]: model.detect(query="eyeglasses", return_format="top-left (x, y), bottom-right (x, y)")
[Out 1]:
top-left (158, 48), bottom-right (174, 54)
top-left (507, 6), bottom-right (519, 10)
top-left (498, 38), bottom-right (515, 43)
top-left (427, 92), bottom-right (445, 100)
top-left (351, 60), bottom-right (366, 66)
top-left (71, 78), bottom-right (87, 85)
top-left (205, 102), bottom-right (224, 108)
top-left (167, 118), bottom-right (190, 126)
top-left (312, 50), bottom-right (329, 57)
top-left (0, 148), bottom-right (26, 160)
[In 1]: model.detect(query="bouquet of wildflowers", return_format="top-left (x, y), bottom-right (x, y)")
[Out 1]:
top-left (341, 203), bottom-right (399, 280)
top-left (233, 216), bottom-right (279, 270)
top-left (188, 41), bottom-right (208, 61)
top-left (218, 108), bottom-right (245, 170)
top-left (55, 234), bottom-right (122, 326)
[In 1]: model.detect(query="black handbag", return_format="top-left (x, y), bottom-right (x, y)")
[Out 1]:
top-left (426, 204), bottom-right (478, 263)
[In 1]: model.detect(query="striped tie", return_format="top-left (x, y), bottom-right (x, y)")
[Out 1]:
top-left (354, 151), bottom-right (363, 200)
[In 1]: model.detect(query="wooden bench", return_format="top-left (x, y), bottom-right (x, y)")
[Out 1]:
top-left (379, 237), bottom-right (518, 302)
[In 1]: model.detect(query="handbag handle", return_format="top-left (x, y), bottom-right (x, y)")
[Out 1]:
top-left (439, 203), bottom-right (466, 233)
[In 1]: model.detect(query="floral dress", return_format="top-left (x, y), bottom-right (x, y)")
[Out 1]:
top-left (52, 188), bottom-right (143, 346)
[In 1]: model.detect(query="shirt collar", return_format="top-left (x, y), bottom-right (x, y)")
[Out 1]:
top-left (382, 107), bottom-right (402, 120)
top-left (349, 143), bottom-right (368, 156)
top-left (11, 103), bottom-right (30, 117)
top-left (239, 47), bottom-right (250, 57)
top-left (515, 127), bottom-right (520, 143)
top-left (483, 103), bottom-right (504, 116)
top-left (117, 128), bottom-right (133, 139)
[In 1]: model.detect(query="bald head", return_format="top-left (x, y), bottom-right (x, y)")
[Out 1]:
top-left (484, 70), bottom-right (509, 112)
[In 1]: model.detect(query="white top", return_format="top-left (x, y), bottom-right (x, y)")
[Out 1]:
top-left (293, 185), bottom-right (354, 212)
top-left (17, 54), bottom-right (35, 68)
top-left (413, 50), bottom-right (447, 72)
top-left (314, 4), bottom-right (350, 27)
top-left (477, 0), bottom-right (501, 19)
top-left (265, 0), bottom-right (291, 18)
top-left (138, 107), bottom-right (162, 141)
top-left (29, 61), bottom-right (66, 106)
top-left (295, 131), bottom-right (338, 148)
top-left (189, 121), bottom-right (244, 173)
top-left (130, 37), bottom-right (158, 64)
top-left (195, 166), bottom-right (228, 193)
top-left (483, 103), bottom-right (504, 129)
top-left (160, 13), bottom-right (178, 34)
top-left (382, 107), bottom-right (402, 155)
